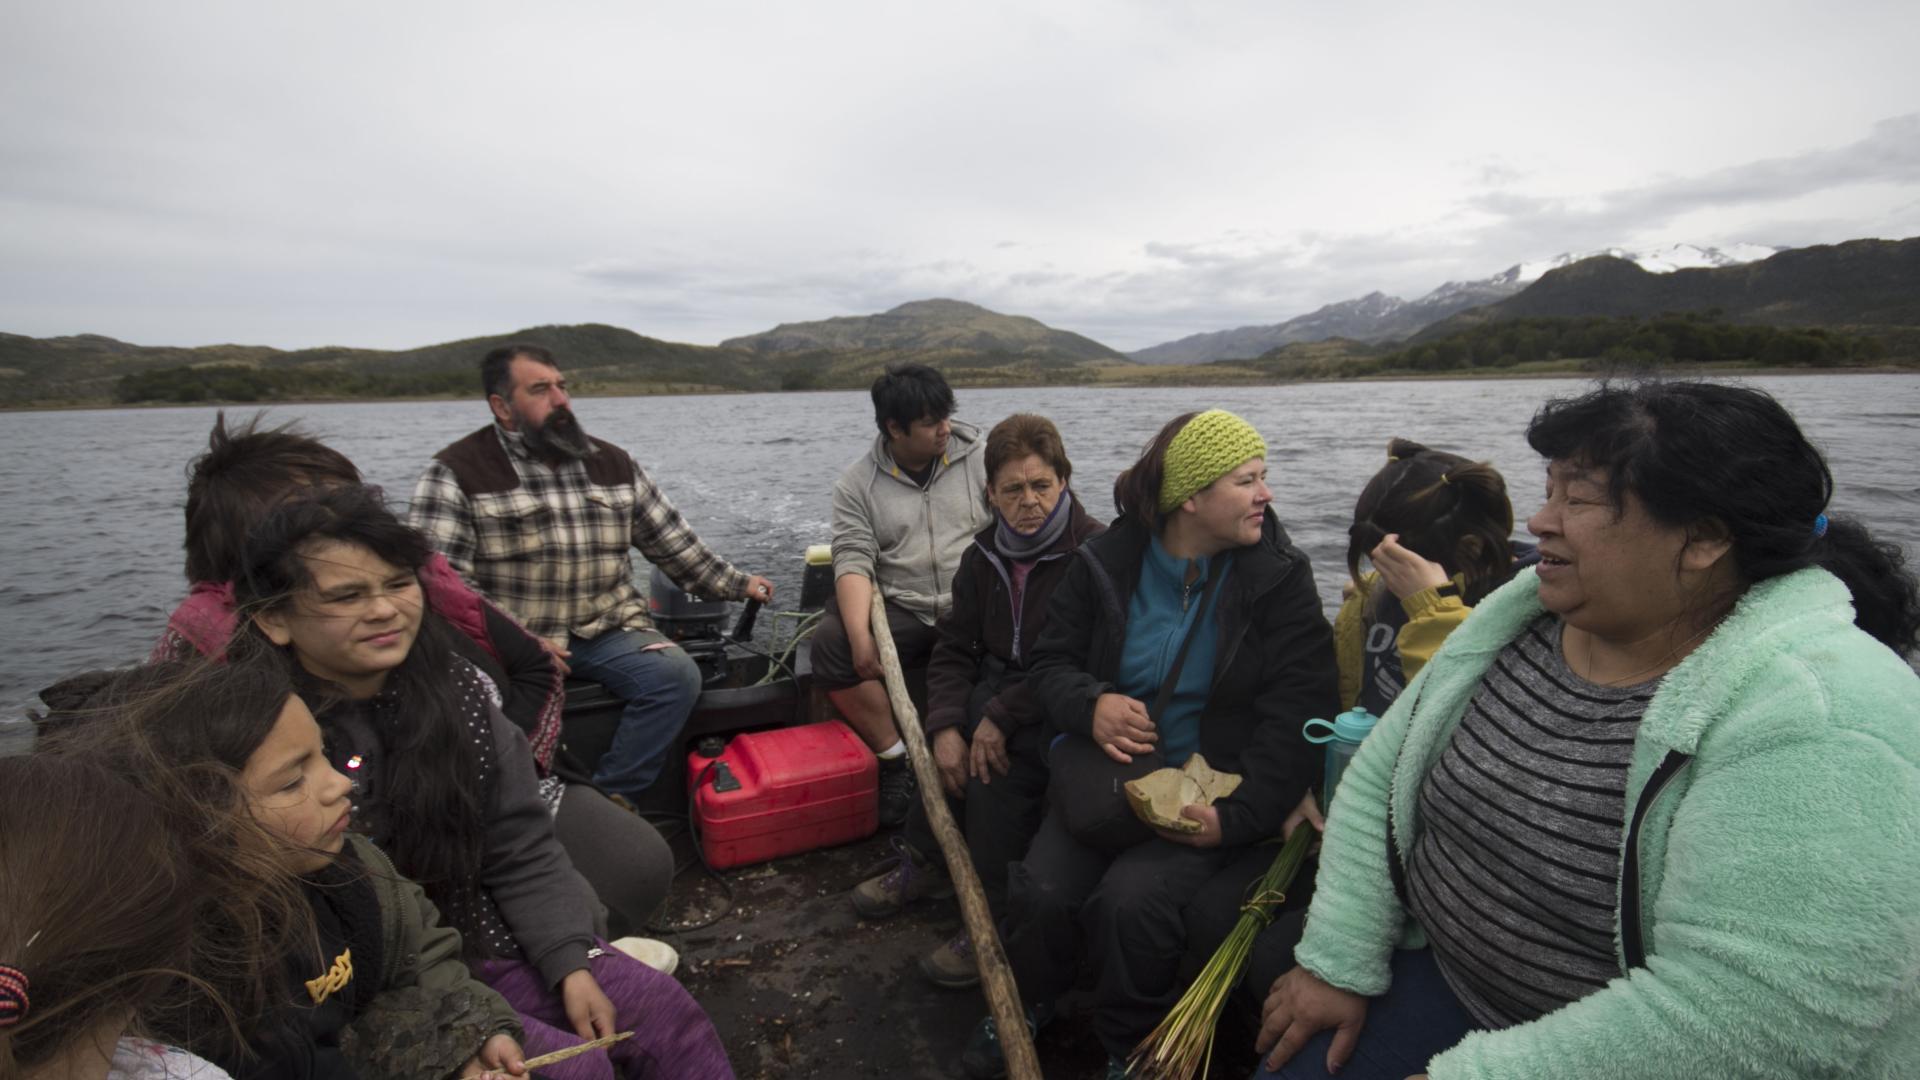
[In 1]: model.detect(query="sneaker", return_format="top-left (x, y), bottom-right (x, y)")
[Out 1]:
top-left (877, 754), bottom-right (917, 828)
top-left (850, 836), bottom-right (952, 919)
top-left (608, 936), bottom-right (679, 976)
top-left (959, 1002), bottom-right (1054, 1080)
top-left (918, 929), bottom-right (979, 989)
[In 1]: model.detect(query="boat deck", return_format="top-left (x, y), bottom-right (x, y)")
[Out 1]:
top-left (652, 828), bottom-right (1265, 1080)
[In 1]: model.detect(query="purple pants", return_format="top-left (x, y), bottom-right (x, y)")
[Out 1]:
top-left (475, 942), bottom-right (733, 1080)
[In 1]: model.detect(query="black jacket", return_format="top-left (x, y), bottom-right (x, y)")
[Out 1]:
top-left (1027, 510), bottom-right (1339, 846)
top-left (924, 492), bottom-right (1105, 735)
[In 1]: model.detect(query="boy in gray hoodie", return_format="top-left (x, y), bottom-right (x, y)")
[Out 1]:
top-left (818, 364), bottom-right (989, 827)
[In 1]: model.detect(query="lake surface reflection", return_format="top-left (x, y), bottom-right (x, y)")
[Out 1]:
top-left (4, 374), bottom-right (1917, 740)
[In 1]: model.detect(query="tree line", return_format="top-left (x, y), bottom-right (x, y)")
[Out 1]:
top-left (1376, 312), bottom-right (1888, 373)
top-left (116, 365), bottom-right (474, 404)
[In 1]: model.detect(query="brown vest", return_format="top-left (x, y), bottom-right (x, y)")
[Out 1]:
top-left (432, 425), bottom-right (637, 496)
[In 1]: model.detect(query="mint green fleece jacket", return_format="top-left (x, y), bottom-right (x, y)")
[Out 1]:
top-left (1293, 566), bottom-right (1920, 1079)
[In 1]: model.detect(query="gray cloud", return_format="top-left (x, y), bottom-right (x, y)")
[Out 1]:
top-left (3, 3), bottom-right (1916, 352)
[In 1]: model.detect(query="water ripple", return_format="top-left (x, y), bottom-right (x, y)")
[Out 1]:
top-left (5, 376), bottom-right (1918, 716)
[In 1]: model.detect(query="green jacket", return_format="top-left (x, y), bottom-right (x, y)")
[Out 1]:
top-left (1295, 567), bottom-right (1920, 1079)
top-left (351, 834), bottom-right (521, 1037)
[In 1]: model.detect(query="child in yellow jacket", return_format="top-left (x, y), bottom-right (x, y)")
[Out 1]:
top-left (1334, 439), bottom-right (1534, 713)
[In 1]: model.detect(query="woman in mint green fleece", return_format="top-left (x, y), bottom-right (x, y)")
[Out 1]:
top-left (1257, 381), bottom-right (1920, 1080)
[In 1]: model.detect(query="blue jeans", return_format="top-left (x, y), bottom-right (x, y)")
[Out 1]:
top-left (568, 629), bottom-right (704, 800)
top-left (1253, 949), bottom-right (1476, 1080)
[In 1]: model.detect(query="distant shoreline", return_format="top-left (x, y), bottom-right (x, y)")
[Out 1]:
top-left (8, 363), bottom-right (1916, 413)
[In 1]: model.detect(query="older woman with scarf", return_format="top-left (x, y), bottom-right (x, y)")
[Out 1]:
top-left (962, 409), bottom-right (1339, 1080)
top-left (848, 414), bottom-right (1104, 990)
top-left (1257, 381), bottom-right (1920, 1080)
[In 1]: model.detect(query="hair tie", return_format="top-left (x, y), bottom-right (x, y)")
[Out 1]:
top-left (1813, 512), bottom-right (1829, 539)
top-left (0, 963), bottom-right (29, 1027)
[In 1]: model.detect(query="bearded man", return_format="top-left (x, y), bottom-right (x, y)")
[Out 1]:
top-left (410, 342), bottom-right (774, 802)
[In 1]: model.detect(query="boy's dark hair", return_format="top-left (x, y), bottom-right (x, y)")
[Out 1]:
top-left (1528, 379), bottom-right (1920, 655)
top-left (184, 412), bottom-right (362, 584)
top-left (870, 363), bottom-right (955, 437)
top-left (1347, 438), bottom-right (1515, 605)
top-left (480, 342), bottom-right (558, 401)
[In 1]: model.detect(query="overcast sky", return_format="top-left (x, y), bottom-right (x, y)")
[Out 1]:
top-left (3, 1), bottom-right (1917, 352)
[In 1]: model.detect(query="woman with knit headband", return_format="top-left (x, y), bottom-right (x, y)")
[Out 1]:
top-left (961, 409), bottom-right (1339, 1080)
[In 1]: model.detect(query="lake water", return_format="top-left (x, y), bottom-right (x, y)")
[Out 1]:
top-left (4, 374), bottom-right (1917, 745)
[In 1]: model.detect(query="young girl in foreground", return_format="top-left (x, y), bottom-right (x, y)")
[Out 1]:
top-left (50, 657), bottom-right (528, 1080)
top-left (0, 754), bottom-right (234, 1080)
top-left (234, 484), bottom-right (732, 1080)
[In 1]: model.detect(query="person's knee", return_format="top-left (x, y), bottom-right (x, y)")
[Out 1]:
top-left (661, 646), bottom-right (703, 699)
top-left (1087, 868), bottom-right (1181, 936)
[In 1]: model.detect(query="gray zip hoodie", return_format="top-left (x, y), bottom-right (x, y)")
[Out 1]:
top-left (829, 418), bottom-right (990, 625)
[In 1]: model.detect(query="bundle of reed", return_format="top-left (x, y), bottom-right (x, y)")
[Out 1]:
top-left (1126, 825), bottom-right (1315, 1080)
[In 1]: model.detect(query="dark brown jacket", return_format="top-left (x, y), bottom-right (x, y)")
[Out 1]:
top-left (924, 491), bottom-right (1104, 735)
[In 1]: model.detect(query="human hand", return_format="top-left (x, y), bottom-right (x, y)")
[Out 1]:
top-left (1090, 693), bottom-right (1155, 763)
top-left (540, 638), bottom-right (573, 677)
top-left (1257, 966), bottom-right (1369, 1074)
top-left (460, 1033), bottom-right (526, 1077)
top-left (743, 575), bottom-right (776, 604)
top-left (969, 717), bottom-right (1011, 783)
top-left (1157, 803), bottom-right (1222, 847)
top-left (559, 968), bottom-right (617, 1041)
top-left (850, 633), bottom-right (883, 681)
top-left (1283, 790), bottom-right (1325, 842)
top-left (1369, 534), bottom-right (1450, 600)
top-left (932, 727), bottom-right (969, 797)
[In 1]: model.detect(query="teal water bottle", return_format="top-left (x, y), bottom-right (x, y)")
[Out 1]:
top-left (1303, 708), bottom-right (1380, 809)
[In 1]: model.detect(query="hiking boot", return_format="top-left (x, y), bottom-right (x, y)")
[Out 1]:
top-left (959, 1001), bottom-right (1054, 1080)
top-left (876, 754), bottom-right (917, 828)
top-left (849, 836), bottom-right (952, 919)
top-left (918, 929), bottom-right (979, 989)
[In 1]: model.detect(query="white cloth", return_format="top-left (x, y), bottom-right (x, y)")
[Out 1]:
top-left (108, 1037), bottom-right (232, 1080)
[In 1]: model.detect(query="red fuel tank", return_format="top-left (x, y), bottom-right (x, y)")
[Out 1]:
top-left (690, 721), bottom-right (879, 869)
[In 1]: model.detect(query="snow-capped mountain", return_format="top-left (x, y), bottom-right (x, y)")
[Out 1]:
top-left (1130, 243), bottom-right (1787, 364)
top-left (1501, 243), bottom-right (1785, 285)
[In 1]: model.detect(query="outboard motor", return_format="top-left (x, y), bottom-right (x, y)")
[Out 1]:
top-left (798, 543), bottom-right (834, 611)
top-left (648, 565), bottom-right (733, 684)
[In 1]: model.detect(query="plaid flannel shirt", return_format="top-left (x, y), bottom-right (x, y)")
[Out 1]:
top-left (409, 424), bottom-right (749, 644)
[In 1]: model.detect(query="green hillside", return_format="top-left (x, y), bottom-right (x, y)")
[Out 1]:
top-left (721, 299), bottom-right (1129, 363)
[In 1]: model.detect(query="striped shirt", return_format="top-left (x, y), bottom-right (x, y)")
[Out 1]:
top-left (1405, 614), bottom-right (1654, 1028)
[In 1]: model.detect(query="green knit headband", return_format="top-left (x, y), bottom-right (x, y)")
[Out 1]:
top-left (1157, 409), bottom-right (1268, 513)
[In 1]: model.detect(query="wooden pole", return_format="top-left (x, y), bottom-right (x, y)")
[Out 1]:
top-left (869, 590), bottom-right (1042, 1080)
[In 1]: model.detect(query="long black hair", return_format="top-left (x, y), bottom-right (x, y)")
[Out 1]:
top-left (1347, 438), bottom-right (1516, 605)
top-left (233, 484), bottom-right (491, 923)
top-left (0, 756), bottom-right (202, 1074)
top-left (1527, 380), bottom-right (1920, 655)
top-left (31, 653), bottom-right (322, 1065)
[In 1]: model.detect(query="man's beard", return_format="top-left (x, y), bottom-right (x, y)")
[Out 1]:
top-left (521, 405), bottom-right (593, 461)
